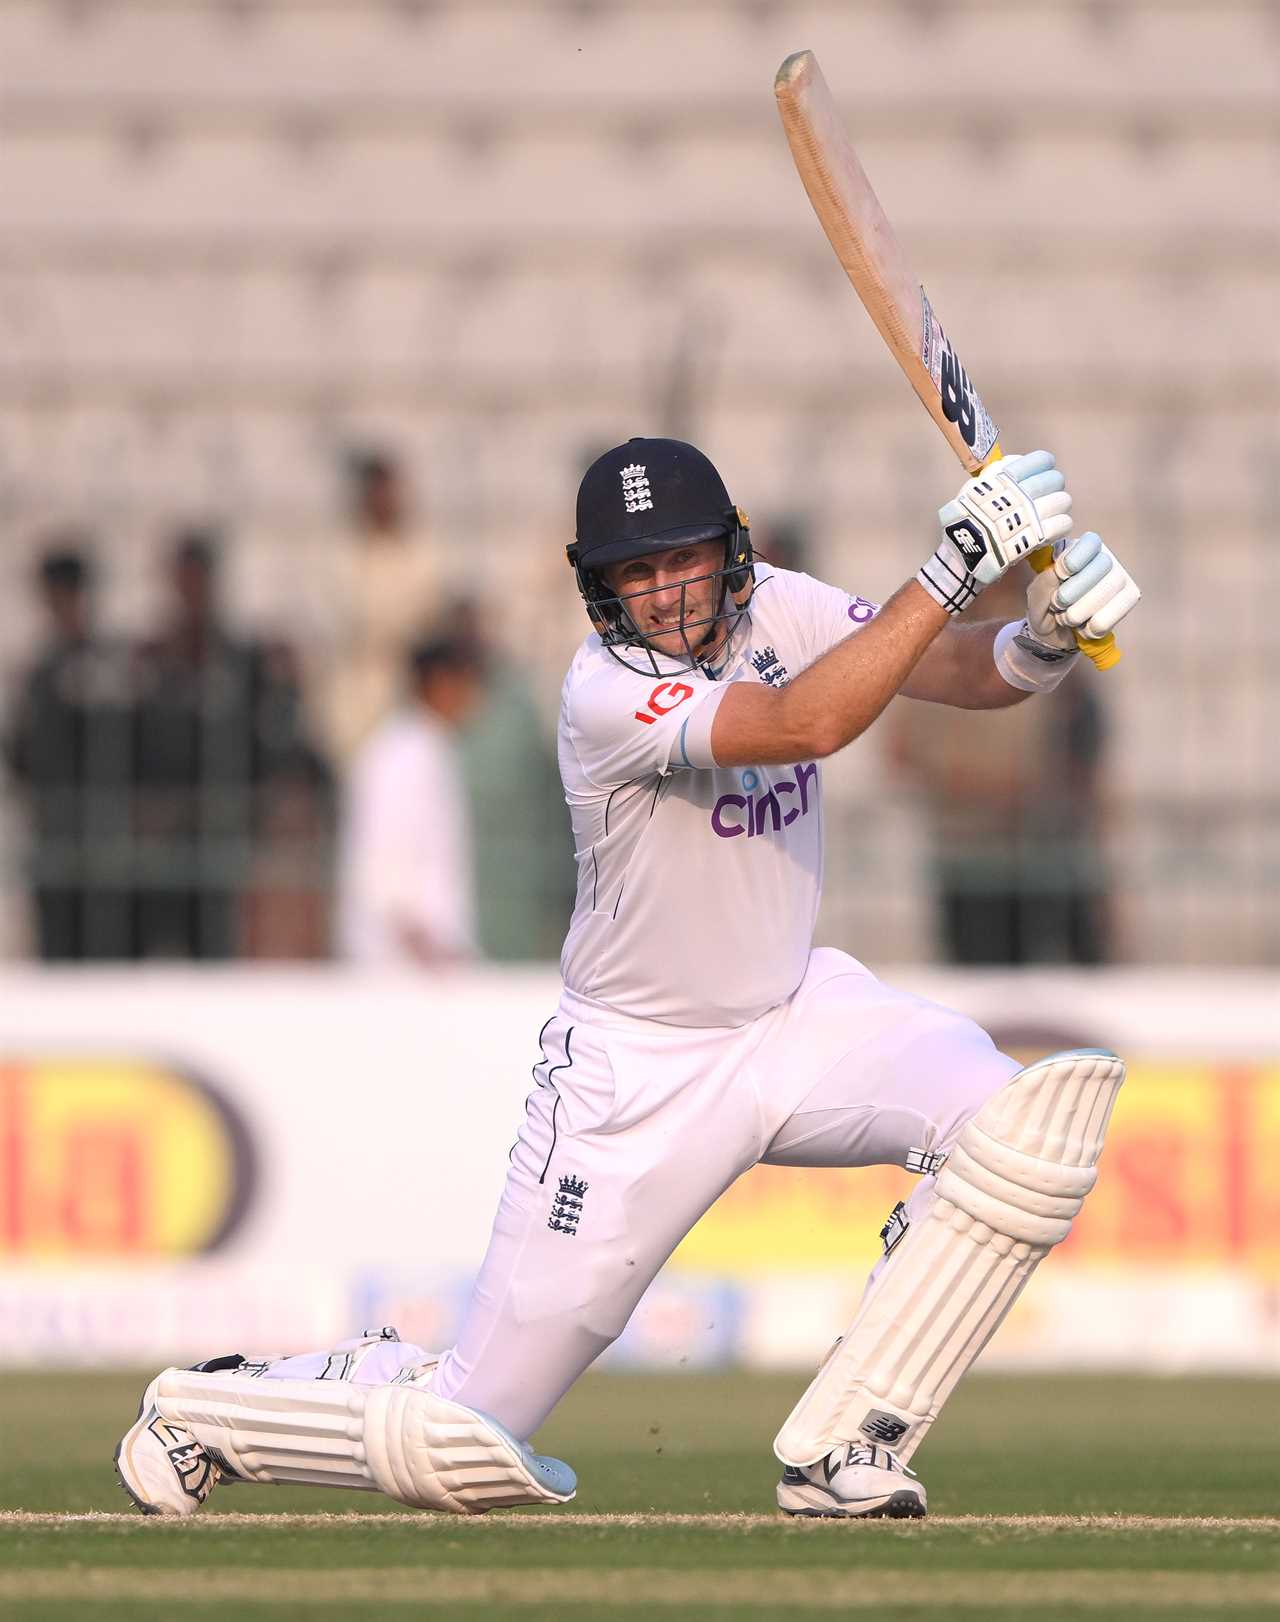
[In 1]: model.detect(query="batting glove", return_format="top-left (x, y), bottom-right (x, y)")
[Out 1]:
top-left (1025, 530), bottom-right (1142, 648)
top-left (918, 450), bottom-right (1073, 615)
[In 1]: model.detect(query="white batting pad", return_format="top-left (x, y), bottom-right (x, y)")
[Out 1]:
top-left (774, 1049), bottom-right (1125, 1468)
top-left (154, 1369), bottom-right (576, 1514)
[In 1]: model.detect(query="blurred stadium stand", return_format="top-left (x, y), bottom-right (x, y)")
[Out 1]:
top-left (0, 0), bottom-right (1276, 962)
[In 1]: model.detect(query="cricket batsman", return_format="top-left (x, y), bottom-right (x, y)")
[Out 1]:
top-left (116, 437), bottom-right (1141, 1519)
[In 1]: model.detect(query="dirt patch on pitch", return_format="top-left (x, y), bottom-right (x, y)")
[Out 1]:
top-left (0, 1567), bottom-right (1277, 1608)
top-left (3, 1510), bottom-right (1280, 1533)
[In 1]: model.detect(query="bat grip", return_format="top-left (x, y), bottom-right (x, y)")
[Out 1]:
top-left (1027, 548), bottom-right (1120, 670)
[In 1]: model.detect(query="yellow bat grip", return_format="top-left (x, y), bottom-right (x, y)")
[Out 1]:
top-left (1026, 551), bottom-right (1119, 669)
top-left (986, 441), bottom-right (1120, 672)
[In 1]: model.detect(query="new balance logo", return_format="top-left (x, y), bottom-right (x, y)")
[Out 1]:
top-left (945, 517), bottom-right (987, 567)
top-left (860, 1410), bottom-right (910, 1446)
top-left (1015, 628), bottom-right (1073, 664)
top-left (548, 1173), bottom-right (589, 1236)
top-left (921, 287), bottom-right (997, 461)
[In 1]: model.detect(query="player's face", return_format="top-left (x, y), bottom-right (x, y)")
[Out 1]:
top-left (603, 540), bottom-right (726, 659)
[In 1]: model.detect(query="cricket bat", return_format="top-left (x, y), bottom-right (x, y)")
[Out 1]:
top-left (774, 50), bottom-right (1119, 669)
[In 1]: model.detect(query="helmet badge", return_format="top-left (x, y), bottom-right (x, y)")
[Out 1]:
top-left (620, 463), bottom-right (653, 514)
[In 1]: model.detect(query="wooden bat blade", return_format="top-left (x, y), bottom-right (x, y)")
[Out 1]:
top-left (775, 51), bottom-right (997, 476)
top-left (774, 50), bottom-right (1119, 669)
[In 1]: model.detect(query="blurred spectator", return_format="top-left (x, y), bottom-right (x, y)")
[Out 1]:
top-left (133, 528), bottom-right (321, 959)
top-left (239, 640), bottom-right (336, 961)
top-left (447, 596), bottom-right (575, 960)
top-left (316, 449), bottom-right (444, 767)
top-left (336, 635), bottom-right (483, 965)
top-left (886, 571), bottom-right (1111, 965)
top-left (4, 540), bottom-right (136, 959)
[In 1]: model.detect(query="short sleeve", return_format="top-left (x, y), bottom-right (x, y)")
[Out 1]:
top-left (564, 658), bottom-right (731, 787)
top-left (779, 570), bottom-right (881, 664)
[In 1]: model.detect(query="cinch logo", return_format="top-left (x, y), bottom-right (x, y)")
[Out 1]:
top-left (0, 1057), bottom-right (255, 1258)
top-left (634, 680), bottom-right (693, 726)
top-left (711, 762), bottom-right (817, 839)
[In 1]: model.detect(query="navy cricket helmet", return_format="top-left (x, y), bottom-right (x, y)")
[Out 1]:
top-left (567, 437), bottom-right (755, 674)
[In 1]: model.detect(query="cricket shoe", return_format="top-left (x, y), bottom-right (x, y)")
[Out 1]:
top-left (776, 1441), bottom-right (926, 1519)
top-left (114, 1355), bottom-right (246, 1516)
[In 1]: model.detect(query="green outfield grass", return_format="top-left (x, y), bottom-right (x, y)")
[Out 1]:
top-left (1, 1371), bottom-right (1277, 1619)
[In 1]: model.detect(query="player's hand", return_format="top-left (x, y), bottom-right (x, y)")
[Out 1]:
top-left (918, 450), bottom-right (1073, 615)
top-left (1025, 531), bottom-right (1142, 651)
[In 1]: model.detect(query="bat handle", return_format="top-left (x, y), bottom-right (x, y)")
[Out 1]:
top-left (984, 442), bottom-right (1120, 671)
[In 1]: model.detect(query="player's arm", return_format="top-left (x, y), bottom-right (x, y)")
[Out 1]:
top-left (902, 526), bottom-right (1141, 709)
top-left (898, 617), bottom-right (1030, 710)
top-left (711, 579), bottom-right (947, 766)
top-left (713, 451), bottom-right (1140, 767)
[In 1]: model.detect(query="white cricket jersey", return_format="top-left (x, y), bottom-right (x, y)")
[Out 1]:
top-left (558, 563), bottom-right (880, 1026)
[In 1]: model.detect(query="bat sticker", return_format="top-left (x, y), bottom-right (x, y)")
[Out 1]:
top-left (920, 288), bottom-right (998, 461)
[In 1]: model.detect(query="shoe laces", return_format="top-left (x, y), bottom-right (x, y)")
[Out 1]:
top-left (839, 1441), bottom-right (918, 1478)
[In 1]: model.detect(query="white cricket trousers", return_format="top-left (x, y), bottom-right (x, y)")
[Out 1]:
top-left (426, 948), bottom-right (1018, 1440)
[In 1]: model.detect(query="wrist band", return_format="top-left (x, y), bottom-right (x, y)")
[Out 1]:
top-left (994, 619), bottom-right (1078, 693)
top-left (916, 543), bottom-right (980, 617)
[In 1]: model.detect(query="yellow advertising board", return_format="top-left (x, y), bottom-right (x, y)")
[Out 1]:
top-left (0, 1057), bottom-right (254, 1259)
top-left (670, 1061), bottom-right (1280, 1279)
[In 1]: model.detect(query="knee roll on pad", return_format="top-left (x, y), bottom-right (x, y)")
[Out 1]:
top-left (937, 1133), bottom-right (1097, 1248)
top-left (774, 1049), bottom-right (1125, 1468)
top-left (363, 1383), bottom-right (576, 1513)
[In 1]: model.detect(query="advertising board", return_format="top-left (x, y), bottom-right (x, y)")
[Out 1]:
top-left (1, 966), bottom-right (1276, 1370)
